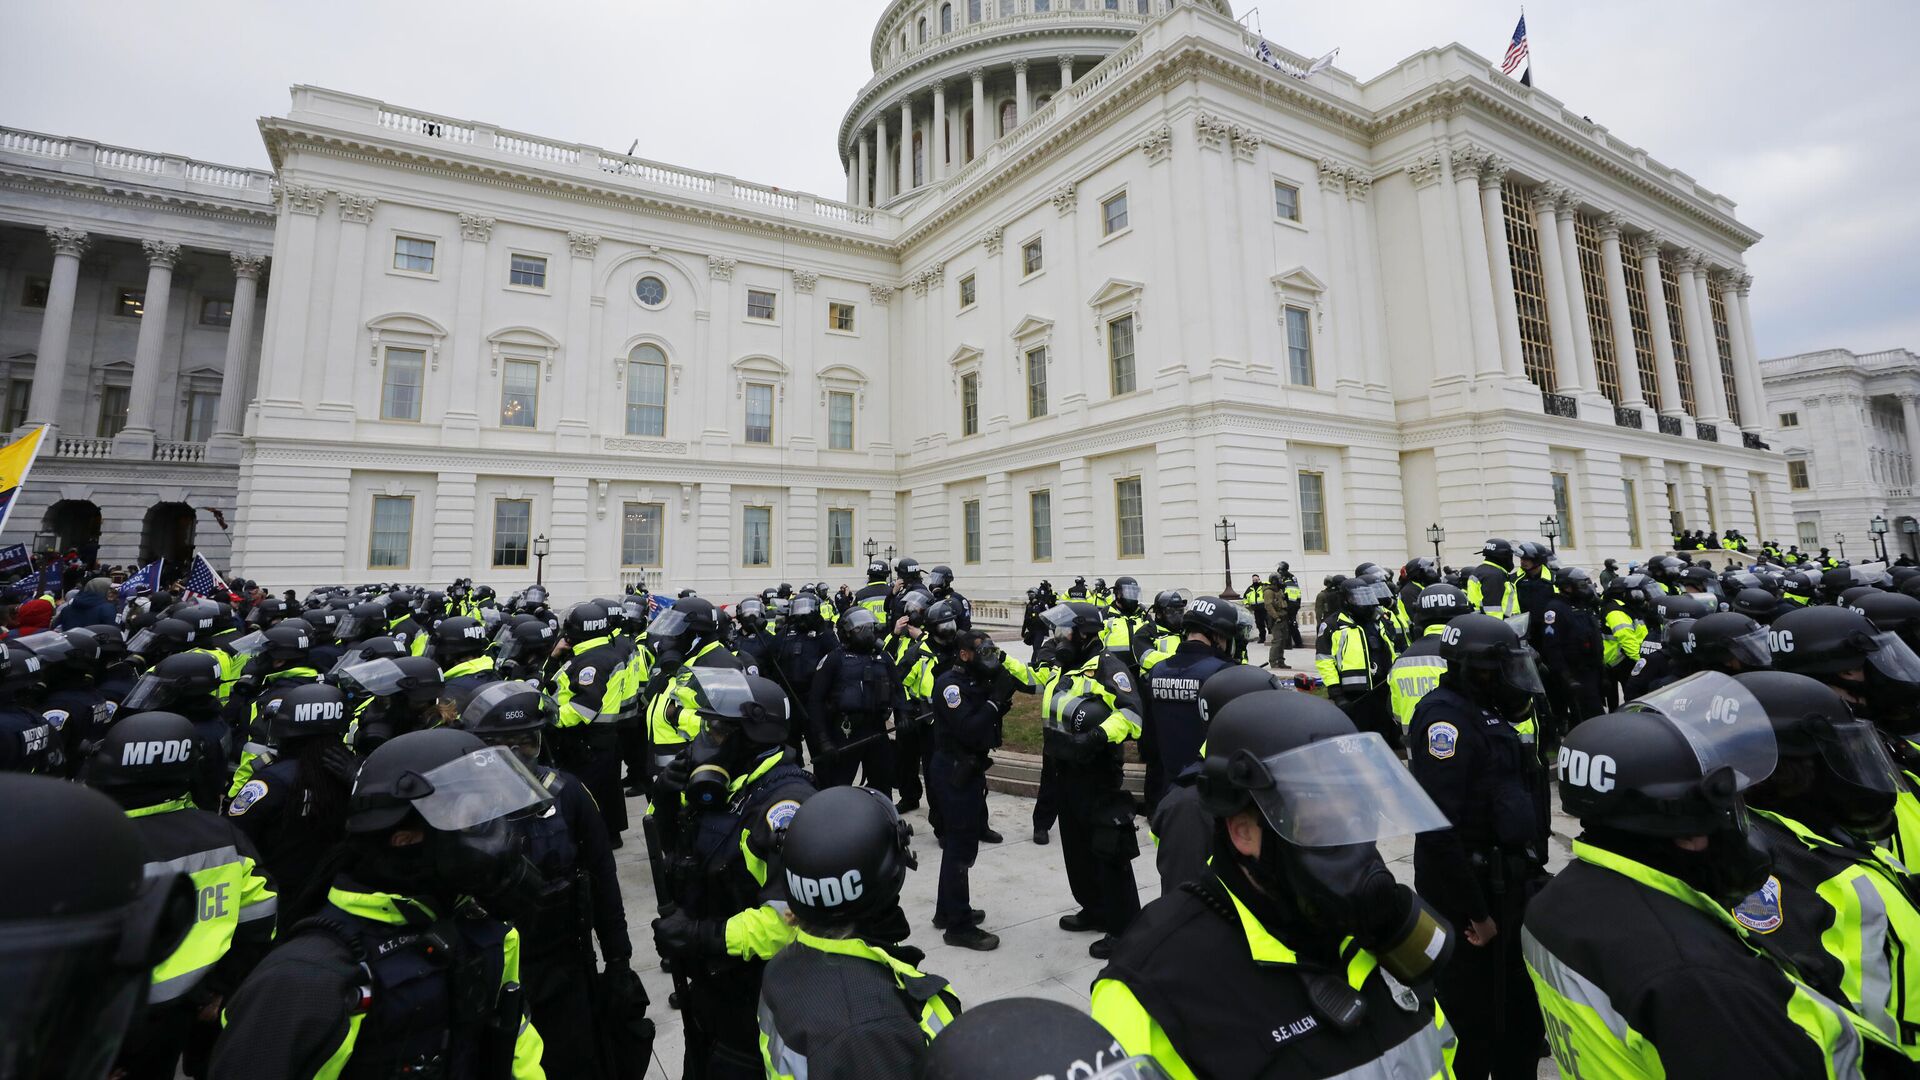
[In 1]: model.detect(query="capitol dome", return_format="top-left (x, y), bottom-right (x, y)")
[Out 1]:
top-left (839, 0), bottom-right (1232, 208)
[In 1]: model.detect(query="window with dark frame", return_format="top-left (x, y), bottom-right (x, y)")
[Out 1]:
top-left (829, 302), bottom-right (857, 332)
top-left (492, 499), bottom-right (532, 567)
top-left (21, 276), bottom-right (49, 309)
top-left (1274, 181), bottom-right (1300, 221)
top-left (199, 297), bottom-right (234, 327)
top-left (509, 254), bottom-right (548, 289)
top-left (115, 290), bottom-right (145, 319)
top-left (1023, 238), bottom-right (1043, 276)
top-left (622, 503), bottom-right (663, 566)
top-left (961, 371), bottom-right (979, 436)
top-left (370, 496), bottom-right (414, 569)
top-left (393, 236), bottom-right (436, 274)
top-left (745, 383), bottom-right (775, 443)
top-left (1116, 478), bottom-right (1145, 557)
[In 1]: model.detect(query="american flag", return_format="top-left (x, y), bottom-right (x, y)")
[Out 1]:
top-left (184, 551), bottom-right (228, 601)
top-left (1501, 13), bottom-right (1530, 84)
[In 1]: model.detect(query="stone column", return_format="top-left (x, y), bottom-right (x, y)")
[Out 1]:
top-left (1316, 159), bottom-right (1360, 392)
top-left (1014, 59), bottom-right (1030, 124)
top-left (875, 116), bottom-right (891, 203)
top-left (1528, 185), bottom-right (1583, 394)
top-left (206, 252), bottom-right (265, 461)
top-left (857, 134), bottom-right (872, 207)
top-left (1716, 272), bottom-right (1762, 433)
top-left (114, 238), bottom-right (182, 456)
top-left (932, 82), bottom-right (948, 181)
top-left (1477, 160), bottom-right (1525, 380)
top-left (559, 232), bottom-right (598, 449)
top-left (1345, 174), bottom-right (1389, 391)
top-left (1411, 152), bottom-right (1469, 385)
top-left (1554, 189), bottom-right (1601, 398)
top-left (971, 69), bottom-right (987, 159)
top-left (1598, 214), bottom-right (1647, 411)
top-left (24, 226), bottom-right (88, 434)
top-left (1058, 54), bottom-right (1074, 90)
top-left (1637, 235), bottom-right (1685, 419)
top-left (320, 193), bottom-right (377, 413)
top-left (1734, 274), bottom-right (1767, 423)
top-left (898, 98), bottom-right (914, 193)
top-left (1677, 250), bottom-right (1728, 424)
top-left (1900, 394), bottom-right (1920, 480)
top-left (259, 185), bottom-right (327, 409)
top-left (1447, 148), bottom-right (1501, 379)
top-left (845, 159), bottom-right (856, 203)
top-left (443, 213), bottom-right (493, 440)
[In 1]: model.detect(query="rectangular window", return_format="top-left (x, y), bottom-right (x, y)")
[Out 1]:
top-left (1798, 520), bottom-right (1820, 548)
top-left (393, 236), bottom-right (436, 274)
top-left (1274, 181), bottom-right (1300, 221)
top-left (199, 297), bottom-right (234, 327)
top-left (1285, 306), bottom-right (1313, 385)
top-left (827, 391), bottom-right (855, 450)
top-left (508, 253), bottom-right (547, 289)
top-left (491, 499), bottom-right (531, 567)
top-left (500, 359), bottom-right (539, 428)
top-left (746, 289), bottom-right (777, 321)
top-left (1102, 191), bottom-right (1129, 235)
top-left (743, 506), bottom-right (772, 567)
top-left (827, 508), bottom-right (854, 566)
top-left (1108, 314), bottom-right (1137, 396)
top-left (621, 503), bottom-right (664, 566)
top-left (1500, 181), bottom-right (1555, 391)
top-left (1618, 246), bottom-right (1663, 411)
top-left (380, 347), bottom-right (425, 422)
top-left (1703, 486), bottom-right (1717, 532)
top-left (1574, 214), bottom-right (1622, 404)
top-left (4, 380), bottom-right (30, 430)
top-left (96, 385), bottom-right (130, 438)
top-left (1022, 237), bottom-right (1043, 276)
top-left (1666, 482), bottom-right (1683, 535)
top-left (369, 496), bottom-right (414, 569)
top-left (959, 274), bottom-right (977, 308)
top-left (625, 350), bottom-right (667, 436)
top-left (745, 383), bottom-right (774, 444)
top-left (960, 371), bottom-right (980, 436)
top-left (183, 391), bottom-right (218, 443)
top-left (1298, 471), bottom-right (1328, 554)
top-left (1709, 290), bottom-right (1742, 428)
top-left (21, 276), bottom-right (49, 309)
top-left (1026, 346), bottom-right (1048, 418)
top-left (1551, 471), bottom-right (1577, 549)
top-left (1779, 412), bottom-right (1799, 428)
top-left (1115, 477), bottom-right (1145, 558)
top-left (1659, 255), bottom-right (1697, 415)
top-left (115, 289), bottom-right (145, 319)
top-left (1030, 489), bottom-right (1052, 561)
top-left (1788, 460), bottom-right (1810, 490)
top-left (828, 301), bottom-right (857, 332)
top-left (963, 499), bottom-right (982, 563)
top-left (1622, 478), bottom-right (1642, 548)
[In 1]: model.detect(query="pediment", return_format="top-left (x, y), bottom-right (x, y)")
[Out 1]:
top-left (1008, 316), bottom-right (1054, 342)
top-left (1086, 278), bottom-right (1145, 309)
top-left (947, 343), bottom-right (984, 368)
top-left (1271, 266), bottom-right (1329, 294)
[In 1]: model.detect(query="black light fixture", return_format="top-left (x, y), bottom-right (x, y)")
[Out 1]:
top-left (533, 532), bottom-right (550, 587)
top-left (1425, 522), bottom-right (1445, 561)
top-left (1539, 515), bottom-right (1560, 550)
top-left (1214, 517), bottom-right (1237, 596)
top-left (1872, 514), bottom-right (1890, 562)
top-left (1835, 533), bottom-right (1847, 560)
top-left (863, 536), bottom-right (878, 559)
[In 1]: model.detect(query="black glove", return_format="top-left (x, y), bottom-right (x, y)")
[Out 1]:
top-left (652, 910), bottom-right (725, 961)
top-left (657, 750), bottom-right (693, 793)
top-left (1067, 728), bottom-right (1109, 763)
top-left (318, 742), bottom-right (360, 785)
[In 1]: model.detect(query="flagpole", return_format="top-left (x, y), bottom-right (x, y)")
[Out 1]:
top-left (0, 425), bottom-right (50, 540)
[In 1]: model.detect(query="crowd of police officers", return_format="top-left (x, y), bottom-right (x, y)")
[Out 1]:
top-left (13, 536), bottom-right (1920, 1079)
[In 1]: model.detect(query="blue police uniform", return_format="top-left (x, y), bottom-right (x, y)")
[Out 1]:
top-left (930, 665), bottom-right (999, 929)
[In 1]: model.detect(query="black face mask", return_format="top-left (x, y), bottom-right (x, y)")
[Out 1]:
top-left (1862, 668), bottom-right (1920, 737)
top-left (681, 724), bottom-right (754, 809)
top-left (1588, 824), bottom-right (1772, 907)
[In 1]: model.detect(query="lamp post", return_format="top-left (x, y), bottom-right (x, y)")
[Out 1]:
top-left (1836, 533), bottom-right (1847, 561)
top-left (1903, 518), bottom-right (1918, 562)
top-left (1872, 515), bottom-right (1890, 563)
top-left (884, 544), bottom-right (896, 566)
top-left (1215, 517), bottom-right (1237, 597)
top-left (863, 537), bottom-right (878, 561)
top-left (533, 533), bottom-right (549, 587)
top-left (1425, 523), bottom-right (1445, 562)
top-left (1539, 515), bottom-right (1560, 553)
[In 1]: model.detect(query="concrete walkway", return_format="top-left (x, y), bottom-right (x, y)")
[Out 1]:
top-left (616, 787), bottom-right (1576, 1078)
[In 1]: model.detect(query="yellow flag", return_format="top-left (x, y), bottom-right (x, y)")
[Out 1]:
top-left (0, 426), bottom-right (49, 537)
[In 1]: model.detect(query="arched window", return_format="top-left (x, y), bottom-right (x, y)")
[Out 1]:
top-left (941, 3), bottom-right (952, 31)
top-left (918, 16), bottom-right (927, 42)
top-left (968, 0), bottom-right (981, 22)
top-left (1000, 99), bottom-right (1018, 135)
top-left (626, 344), bottom-right (668, 436)
top-left (912, 131), bottom-right (925, 187)
top-left (963, 108), bottom-right (975, 160)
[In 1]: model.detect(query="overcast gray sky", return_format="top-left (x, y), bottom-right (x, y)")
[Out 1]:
top-left (6, 0), bottom-right (1913, 358)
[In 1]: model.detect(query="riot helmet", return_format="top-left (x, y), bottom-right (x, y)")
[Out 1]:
top-left (260, 682), bottom-right (352, 745)
top-left (453, 679), bottom-right (558, 767)
top-left (780, 786), bottom-right (915, 931)
top-left (563, 602), bottom-right (611, 643)
top-left (839, 607), bottom-right (882, 652)
top-left (920, 998), bottom-right (1171, 1080)
top-left (1735, 670), bottom-right (1900, 841)
top-left (673, 669), bottom-right (791, 809)
top-left (120, 651), bottom-right (224, 715)
top-left (1677, 613), bottom-right (1773, 676)
top-left (80, 710), bottom-right (200, 806)
top-left (1407, 584), bottom-right (1469, 632)
top-left (1151, 588), bottom-right (1189, 630)
top-left (1111, 576), bottom-right (1143, 614)
top-left (1437, 613), bottom-right (1545, 715)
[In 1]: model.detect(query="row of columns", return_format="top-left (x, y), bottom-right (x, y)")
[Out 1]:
top-left (1439, 144), bottom-right (1764, 436)
top-left (24, 225), bottom-right (265, 455)
top-left (847, 55), bottom-right (1076, 207)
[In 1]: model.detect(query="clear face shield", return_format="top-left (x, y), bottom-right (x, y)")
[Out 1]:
top-left (1114, 580), bottom-right (1143, 606)
top-left (1864, 631), bottom-right (1920, 683)
top-left (646, 607), bottom-right (690, 641)
top-left (1039, 604), bottom-right (1079, 645)
top-left (226, 630), bottom-right (269, 659)
top-left (1242, 732), bottom-right (1452, 847)
top-left (1821, 718), bottom-right (1903, 799)
top-left (338, 657), bottom-right (409, 699)
top-left (123, 629), bottom-right (158, 656)
top-left (118, 672), bottom-right (172, 713)
top-left (402, 745), bottom-right (553, 832)
top-left (1625, 671), bottom-right (1779, 792)
top-left (328, 640), bottom-right (392, 678)
top-left (1721, 625), bottom-right (1775, 669)
top-left (1499, 646), bottom-right (1548, 696)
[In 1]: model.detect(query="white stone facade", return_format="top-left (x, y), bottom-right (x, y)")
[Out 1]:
top-left (1762, 347), bottom-right (1920, 561)
top-left (0, 131), bottom-right (275, 567)
top-left (222, 2), bottom-right (1789, 598)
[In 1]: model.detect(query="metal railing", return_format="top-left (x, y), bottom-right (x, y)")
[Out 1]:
top-left (1614, 406), bottom-right (1643, 429)
top-left (1742, 431), bottom-right (1769, 451)
top-left (1542, 392), bottom-right (1579, 418)
top-left (1695, 422), bottom-right (1720, 443)
top-left (619, 568), bottom-right (664, 594)
top-left (1657, 415), bottom-right (1684, 437)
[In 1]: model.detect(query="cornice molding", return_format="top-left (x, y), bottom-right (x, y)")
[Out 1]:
top-left (0, 165), bottom-right (276, 224)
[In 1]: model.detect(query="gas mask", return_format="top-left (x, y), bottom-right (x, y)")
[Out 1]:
top-left (678, 721), bottom-right (753, 810)
top-left (1268, 839), bottom-right (1452, 986)
top-left (967, 642), bottom-right (1004, 681)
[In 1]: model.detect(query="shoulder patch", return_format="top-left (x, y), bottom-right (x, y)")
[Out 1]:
top-left (1543, 610), bottom-right (1556, 626)
top-left (576, 666), bottom-right (597, 686)
top-left (40, 709), bottom-right (69, 732)
top-left (745, 663), bottom-right (760, 676)
top-left (1112, 671), bottom-right (1133, 694)
top-left (1733, 875), bottom-right (1784, 934)
top-left (765, 799), bottom-right (802, 833)
top-left (1630, 659), bottom-right (1647, 677)
top-left (943, 683), bottom-right (963, 709)
top-left (1426, 721), bottom-right (1459, 760)
top-left (228, 779), bottom-right (270, 816)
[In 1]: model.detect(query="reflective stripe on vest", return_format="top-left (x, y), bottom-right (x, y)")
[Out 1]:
top-left (142, 839), bottom-right (277, 1002)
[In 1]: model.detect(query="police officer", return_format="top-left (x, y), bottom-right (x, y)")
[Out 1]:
top-left (225, 682), bottom-right (356, 904)
top-left (337, 654), bottom-right (446, 754)
top-left (1408, 613), bottom-right (1548, 1079)
top-left (651, 669), bottom-right (815, 1079)
top-left (641, 597), bottom-right (741, 849)
top-left (210, 728), bottom-right (550, 1078)
top-left (1091, 690), bottom-right (1456, 1078)
top-left (1601, 573), bottom-right (1658, 705)
top-left (119, 650), bottom-right (230, 807)
top-left (886, 589), bottom-right (940, 814)
top-left (549, 601), bottom-right (628, 843)
top-left (456, 680), bottom-right (641, 1080)
top-left (1147, 664), bottom-right (1288, 895)
top-left (1090, 577), bottom-right (1114, 611)
top-left (854, 558), bottom-right (892, 620)
top-left (225, 621), bottom-right (322, 797)
top-left (1523, 674), bottom-right (1907, 1077)
top-left (1512, 542), bottom-right (1556, 617)
top-left (17, 629), bottom-right (114, 776)
top-left (1318, 576), bottom-right (1400, 747)
top-left (772, 591), bottom-right (835, 758)
top-left (1467, 538), bottom-right (1519, 617)
top-left (1037, 601), bottom-right (1145, 958)
top-left (928, 629), bottom-right (1023, 951)
top-left (1244, 573), bottom-right (1268, 643)
top-left (732, 596), bottom-right (776, 675)
top-left (758, 786), bottom-right (959, 1077)
top-left (1136, 588), bottom-right (1187, 670)
top-left (1532, 565), bottom-right (1607, 741)
top-left (83, 711), bottom-right (278, 1079)
top-left (808, 606), bottom-right (901, 793)
top-left (1388, 582), bottom-right (1469, 736)
top-left (1067, 576), bottom-right (1090, 601)
top-left (429, 614), bottom-right (501, 698)
top-left (1731, 670), bottom-right (1920, 1059)
top-left (1277, 563), bottom-right (1305, 652)
top-left (1141, 596), bottom-right (1237, 811)
top-left (926, 564), bottom-right (972, 630)
top-left (88, 621), bottom-right (140, 703)
top-left (492, 615), bottom-right (558, 682)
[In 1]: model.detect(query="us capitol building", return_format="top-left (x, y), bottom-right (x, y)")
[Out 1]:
top-left (0, 0), bottom-right (1787, 597)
